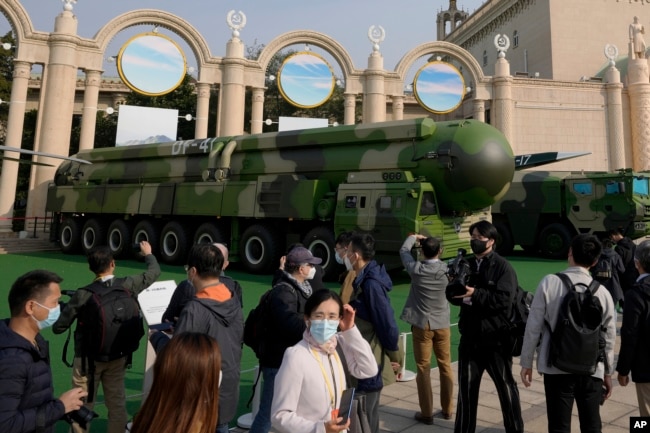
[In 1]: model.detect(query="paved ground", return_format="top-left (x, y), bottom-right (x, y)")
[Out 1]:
top-left (234, 314), bottom-right (640, 433)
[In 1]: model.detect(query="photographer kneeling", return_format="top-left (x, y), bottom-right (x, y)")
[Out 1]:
top-left (445, 220), bottom-right (523, 433)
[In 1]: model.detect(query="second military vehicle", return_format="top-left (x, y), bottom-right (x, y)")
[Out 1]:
top-left (492, 169), bottom-right (650, 259)
top-left (45, 117), bottom-right (571, 278)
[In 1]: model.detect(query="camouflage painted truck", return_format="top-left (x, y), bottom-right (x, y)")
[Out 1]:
top-left (492, 169), bottom-right (650, 259)
top-left (45, 117), bottom-right (553, 277)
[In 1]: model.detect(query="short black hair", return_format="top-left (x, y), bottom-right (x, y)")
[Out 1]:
top-left (187, 244), bottom-right (223, 278)
top-left (635, 240), bottom-right (650, 273)
top-left (87, 246), bottom-right (113, 275)
top-left (335, 231), bottom-right (354, 247)
top-left (571, 234), bottom-right (602, 268)
top-left (304, 289), bottom-right (343, 318)
top-left (469, 220), bottom-right (498, 240)
top-left (348, 233), bottom-right (375, 261)
top-left (8, 270), bottom-right (62, 316)
top-left (420, 237), bottom-right (442, 258)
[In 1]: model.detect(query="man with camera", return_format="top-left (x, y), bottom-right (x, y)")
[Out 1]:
top-left (399, 234), bottom-right (453, 424)
top-left (0, 270), bottom-right (87, 433)
top-left (446, 221), bottom-right (523, 433)
top-left (53, 241), bottom-right (160, 433)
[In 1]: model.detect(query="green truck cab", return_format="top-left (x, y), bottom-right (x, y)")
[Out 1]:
top-left (492, 169), bottom-right (650, 259)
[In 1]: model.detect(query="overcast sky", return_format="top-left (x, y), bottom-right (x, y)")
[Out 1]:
top-left (10, 0), bottom-right (488, 71)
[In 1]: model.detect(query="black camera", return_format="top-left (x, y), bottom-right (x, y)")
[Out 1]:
top-left (132, 242), bottom-right (141, 253)
top-left (64, 406), bottom-right (98, 429)
top-left (446, 248), bottom-right (471, 298)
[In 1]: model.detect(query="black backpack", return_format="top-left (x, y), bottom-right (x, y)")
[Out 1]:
top-left (78, 278), bottom-right (144, 363)
top-left (243, 282), bottom-right (296, 359)
top-left (508, 285), bottom-right (534, 357)
top-left (546, 273), bottom-right (605, 375)
top-left (590, 256), bottom-right (613, 283)
top-left (243, 289), bottom-right (274, 359)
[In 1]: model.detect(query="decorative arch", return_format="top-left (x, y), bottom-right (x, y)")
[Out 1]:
top-left (394, 40), bottom-right (485, 85)
top-left (0, 0), bottom-right (38, 42)
top-left (93, 9), bottom-right (214, 68)
top-left (257, 30), bottom-right (357, 78)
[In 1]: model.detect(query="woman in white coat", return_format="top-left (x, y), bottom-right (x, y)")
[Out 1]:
top-left (271, 289), bottom-right (378, 433)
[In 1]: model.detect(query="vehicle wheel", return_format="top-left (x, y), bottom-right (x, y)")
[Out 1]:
top-left (59, 217), bottom-right (82, 254)
top-left (302, 226), bottom-right (336, 280)
top-left (107, 219), bottom-right (132, 259)
top-left (494, 221), bottom-right (514, 256)
top-left (239, 224), bottom-right (281, 274)
top-left (539, 223), bottom-right (573, 259)
top-left (133, 220), bottom-right (161, 256)
top-left (160, 221), bottom-right (190, 265)
top-left (81, 219), bottom-right (106, 254)
top-left (194, 222), bottom-right (224, 245)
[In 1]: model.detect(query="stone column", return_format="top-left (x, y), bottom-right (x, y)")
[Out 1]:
top-left (391, 95), bottom-right (404, 121)
top-left (195, 82), bottom-right (211, 139)
top-left (78, 69), bottom-right (102, 151)
top-left (628, 59), bottom-right (650, 171)
top-left (219, 38), bottom-right (246, 136)
top-left (605, 66), bottom-right (626, 170)
top-left (250, 87), bottom-right (265, 134)
top-left (362, 52), bottom-right (386, 123)
top-left (344, 93), bottom-right (356, 125)
top-left (492, 57), bottom-right (514, 146)
top-left (26, 10), bottom-right (79, 228)
top-left (473, 99), bottom-right (485, 122)
top-left (0, 60), bottom-right (32, 232)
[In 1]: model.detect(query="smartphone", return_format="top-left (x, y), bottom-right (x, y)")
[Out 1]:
top-left (337, 388), bottom-right (355, 425)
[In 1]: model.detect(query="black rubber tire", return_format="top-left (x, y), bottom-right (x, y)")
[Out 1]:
top-left (160, 221), bottom-right (190, 265)
top-left (81, 219), bottom-right (106, 254)
top-left (494, 221), bottom-right (515, 256)
top-left (302, 226), bottom-right (336, 280)
top-left (133, 220), bottom-right (161, 256)
top-left (239, 224), bottom-right (281, 274)
top-left (539, 223), bottom-right (573, 259)
top-left (194, 222), bottom-right (224, 245)
top-left (59, 217), bottom-right (82, 254)
top-left (107, 219), bottom-right (132, 259)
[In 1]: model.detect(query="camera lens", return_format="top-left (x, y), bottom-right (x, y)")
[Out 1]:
top-left (65, 407), bottom-right (98, 429)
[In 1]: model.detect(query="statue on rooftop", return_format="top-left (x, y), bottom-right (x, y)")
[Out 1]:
top-left (629, 16), bottom-right (647, 60)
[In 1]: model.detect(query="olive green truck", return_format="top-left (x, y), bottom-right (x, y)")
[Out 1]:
top-left (492, 169), bottom-right (650, 259)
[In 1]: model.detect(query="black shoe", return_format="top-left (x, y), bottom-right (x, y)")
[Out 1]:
top-left (415, 412), bottom-right (434, 425)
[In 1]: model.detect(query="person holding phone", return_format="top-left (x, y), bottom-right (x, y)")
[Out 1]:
top-left (271, 290), bottom-right (377, 433)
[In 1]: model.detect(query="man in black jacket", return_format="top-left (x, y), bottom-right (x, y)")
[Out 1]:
top-left (617, 239), bottom-right (650, 416)
top-left (446, 221), bottom-right (523, 433)
top-left (249, 246), bottom-right (320, 433)
top-left (609, 228), bottom-right (640, 309)
top-left (0, 270), bottom-right (87, 433)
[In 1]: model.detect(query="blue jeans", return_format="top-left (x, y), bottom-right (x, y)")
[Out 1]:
top-left (249, 367), bottom-right (279, 433)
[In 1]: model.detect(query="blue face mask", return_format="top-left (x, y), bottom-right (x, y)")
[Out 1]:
top-left (310, 319), bottom-right (340, 344)
top-left (335, 253), bottom-right (344, 265)
top-left (32, 302), bottom-right (61, 330)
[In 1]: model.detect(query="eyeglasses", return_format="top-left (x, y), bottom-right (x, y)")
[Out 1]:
top-left (335, 246), bottom-right (347, 253)
top-left (311, 312), bottom-right (341, 320)
top-left (302, 263), bottom-right (315, 268)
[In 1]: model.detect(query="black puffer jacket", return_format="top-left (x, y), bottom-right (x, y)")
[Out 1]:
top-left (0, 319), bottom-right (65, 433)
top-left (616, 275), bottom-right (650, 383)
top-left (259, 273), bottom-right (311, 369)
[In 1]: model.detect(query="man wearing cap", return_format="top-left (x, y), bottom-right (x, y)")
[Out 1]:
top-left (249, 247), bottom-right (321, 433)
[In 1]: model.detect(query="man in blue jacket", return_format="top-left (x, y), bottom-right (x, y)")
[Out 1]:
top-left (345, 233), bottom-right (402, 433)
top-left (0, 270), bottom-right (87, 433)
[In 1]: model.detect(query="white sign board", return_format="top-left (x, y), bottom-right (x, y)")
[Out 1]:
top-left (278, 116), bottom-right (328, 132)
top-left (115, 105), bottom-right (179, 146)
top-left (137, 280), bottom-right (177, 325)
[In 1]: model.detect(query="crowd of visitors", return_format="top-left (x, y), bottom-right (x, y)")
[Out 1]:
top-left (2, 223), bottom-right (648, 433)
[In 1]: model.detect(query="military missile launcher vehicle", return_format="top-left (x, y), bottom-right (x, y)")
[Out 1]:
top-left (45, 117), bottom-right (566, 278)
top-left (492, 169), bottom-right (650, 259)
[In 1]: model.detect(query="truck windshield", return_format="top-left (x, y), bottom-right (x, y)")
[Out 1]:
top-left (633, 177), bottom-right (649, 195)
